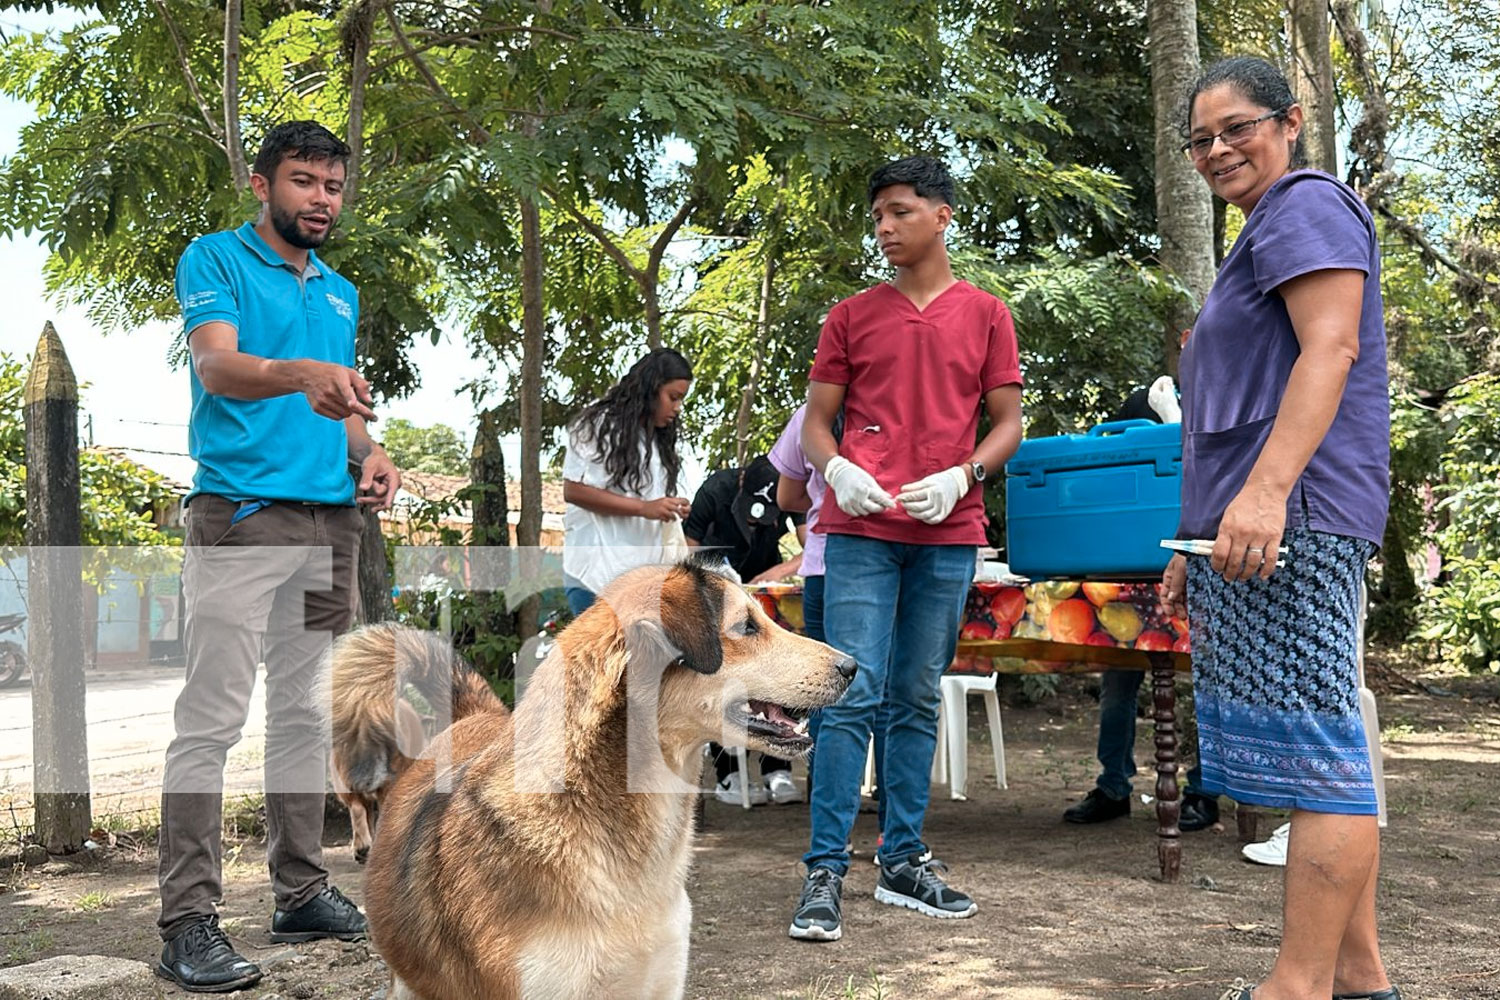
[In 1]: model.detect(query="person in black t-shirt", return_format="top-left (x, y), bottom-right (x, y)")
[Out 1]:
top-left (685, 455), bottom-right (806, 804)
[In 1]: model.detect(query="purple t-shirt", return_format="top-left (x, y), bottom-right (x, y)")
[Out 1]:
top-left (1178, 171), bottom-right (1389, 547)
top-left (767, 404), bottom-right (828, 577)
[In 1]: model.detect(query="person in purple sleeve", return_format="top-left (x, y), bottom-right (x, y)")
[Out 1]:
top-left (771, 403), bottom-right (894, 834)
top-left (1159, 57), bottom-right (1396, 1000)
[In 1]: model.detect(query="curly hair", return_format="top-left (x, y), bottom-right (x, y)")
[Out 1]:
top-left (571, 348), bottom-right (693, 496)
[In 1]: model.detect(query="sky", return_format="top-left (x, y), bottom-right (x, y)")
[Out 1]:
top-left (0, 11), bottom-right (502, 487)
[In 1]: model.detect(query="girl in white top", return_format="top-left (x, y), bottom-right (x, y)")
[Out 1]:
top-left (562, 348), bottom-right (694, 613)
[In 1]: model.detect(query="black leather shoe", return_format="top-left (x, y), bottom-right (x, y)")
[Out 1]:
top-left (1179, 793), bottom-right (1220, 832)
top-left (270, 884), bottom-right (368, 942)
top-left (1063, 788), bottom-right (1130, 824)
top-left (1333, 988), bottom-right (1402, 1000)
top-left (156, 916), bottom-right (263, 993)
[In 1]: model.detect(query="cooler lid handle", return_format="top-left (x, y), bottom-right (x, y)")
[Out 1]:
top-left (1088, 419), bottom-right (1156, 437)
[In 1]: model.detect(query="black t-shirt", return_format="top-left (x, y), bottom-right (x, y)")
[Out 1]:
top-left (683, 468), bottom-right (803, 579)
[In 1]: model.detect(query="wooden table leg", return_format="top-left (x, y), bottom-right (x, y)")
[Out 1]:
top-left (1150, 652), bottom-right (1181, 882)
top-left (1237, 806), bottom-right (1260, 843)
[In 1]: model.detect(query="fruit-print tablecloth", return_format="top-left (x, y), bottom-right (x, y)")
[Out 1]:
top-left (748, 581), bottom-right (1191, 675)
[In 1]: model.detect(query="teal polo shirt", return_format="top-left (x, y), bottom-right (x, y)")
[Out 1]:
top-left (176, 222), bottom-right (360, 505)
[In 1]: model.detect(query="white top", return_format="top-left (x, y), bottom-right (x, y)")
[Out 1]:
top-left (562, 418), bottom-right (670, 595)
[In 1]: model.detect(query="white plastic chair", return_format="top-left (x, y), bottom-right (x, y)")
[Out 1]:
top-left (732, 745), bottom-right (753, 810)
top-left (937, 673), bottom-right (1007, 799)
top-left (861, 672), bottom-right (1008, 801)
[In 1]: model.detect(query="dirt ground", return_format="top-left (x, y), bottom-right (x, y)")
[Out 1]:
top-left (3, 655), bottom-right (1498, 1000)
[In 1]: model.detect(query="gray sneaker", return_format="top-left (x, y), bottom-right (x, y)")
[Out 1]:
top-left (788, 867), bottom-right (843, 941)
top-left (874, 851), bottom-right (976, 919)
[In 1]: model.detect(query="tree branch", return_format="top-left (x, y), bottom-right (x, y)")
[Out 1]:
top-left (384, 6), bottom-right (490, 144)
top-left (646, 196), bottom-right (696, 281)
top-left (342, 0), bottom-right (383, 204)
top-left (222, 0), bottom-right (249, 189)
top-left (1330, 0), bottom-right (1500, 304)
top-left (543, 190), bottom-right (645, 286)
top-left (1370, 191), bottom-right (1498, 296)
top-left (148, 0), bottom-right (224, 145)
top-left (407, 22), bottom-right (580, 45)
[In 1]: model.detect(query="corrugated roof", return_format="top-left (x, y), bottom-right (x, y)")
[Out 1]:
top-left (397, 471), bottom-right (567, 515)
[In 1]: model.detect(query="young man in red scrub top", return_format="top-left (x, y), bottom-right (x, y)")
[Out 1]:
top-left (789, 156), bottom-right (1023, 942)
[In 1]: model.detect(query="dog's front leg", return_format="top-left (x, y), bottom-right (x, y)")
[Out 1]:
top-left (638, 888), bottom-right (691, 1000)
top-left (388, 975), bottom-right (425, 1000)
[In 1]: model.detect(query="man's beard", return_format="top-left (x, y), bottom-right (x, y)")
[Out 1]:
top-left (268, 201), bottom-right (327, 250)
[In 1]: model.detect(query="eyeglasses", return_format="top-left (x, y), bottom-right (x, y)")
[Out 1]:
top-left (1180, 110), bottom-right (1288, 161)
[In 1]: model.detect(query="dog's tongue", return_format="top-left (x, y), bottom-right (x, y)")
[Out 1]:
top-left (748, 699), bottom-right (796, 726)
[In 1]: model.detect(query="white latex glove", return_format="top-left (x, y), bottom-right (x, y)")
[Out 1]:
top-left (1148, 375), bottom-right (1181, 423)
top-left (824, 455), bottom-right (896, 517)
top-left (896, 466), bottom-right (970, 524)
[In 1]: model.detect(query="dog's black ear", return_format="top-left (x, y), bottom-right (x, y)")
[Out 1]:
top-left (659, 564), bottom-right (724, 674)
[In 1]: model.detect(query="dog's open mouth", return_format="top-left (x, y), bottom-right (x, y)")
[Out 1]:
top-left (728, 699), bottom-right (813, 753)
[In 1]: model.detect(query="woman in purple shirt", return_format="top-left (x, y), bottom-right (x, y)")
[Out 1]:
top-left (1159, 57), bottom-right (1397, 1000)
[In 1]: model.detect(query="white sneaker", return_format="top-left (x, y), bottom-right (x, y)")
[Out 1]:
top-left (765, 770), bottom-right (804, 804)
top-left (1241, 822), bottom-right (1290, 866)
top-left (714, 771), bottom-right (768, 806)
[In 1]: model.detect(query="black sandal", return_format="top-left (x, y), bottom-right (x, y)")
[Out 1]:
top-left (1333, 989), bottom-right (1401, 1000)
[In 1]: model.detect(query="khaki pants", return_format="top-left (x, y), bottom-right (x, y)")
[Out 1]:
top-left (158, 494), bottom-right (362, 939)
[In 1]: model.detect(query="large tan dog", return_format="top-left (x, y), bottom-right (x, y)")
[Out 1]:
top-left (329, 561), bottom-right (855, 1000)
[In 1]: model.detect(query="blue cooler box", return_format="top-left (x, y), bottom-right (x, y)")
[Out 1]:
top-left (1004, 419), bottom-right (1181, 579)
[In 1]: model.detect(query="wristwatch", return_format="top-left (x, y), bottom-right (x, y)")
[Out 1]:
top-left (969, 461), bottom-right (987, 484)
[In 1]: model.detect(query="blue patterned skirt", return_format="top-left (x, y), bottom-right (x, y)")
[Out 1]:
top-left (1185, 527), bottom-right (1378, 815)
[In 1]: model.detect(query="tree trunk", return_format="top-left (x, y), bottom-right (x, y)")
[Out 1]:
top-left (23, 324), bottom-right (91, 853)
top-left (516, 195), bottom-right (544, 641)
top-left (470, 408), bottom-right (511, 547)
top-left (342, 1), bottom-right (385, 626)
top-left (356, 508), bottom-right (393, 623)
top-left (222, 0), bottom-right (249, 190)
top-left (1287, 0), bottom-right (1338, 173)
top-left (341, 0), bottom-right (378, 204)
top-left (643, 292), bottom-right (663, 351)
top-left (1148, 0), bottom-right (1216, 373)
top-left (734, 246), bottom-right (777, 466)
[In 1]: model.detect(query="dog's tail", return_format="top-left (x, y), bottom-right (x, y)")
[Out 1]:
top-left (328, 622), bottom-right (503, 799)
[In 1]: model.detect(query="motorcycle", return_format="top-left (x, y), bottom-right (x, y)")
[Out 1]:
top-left (0, 612), bottom-right (27, 687)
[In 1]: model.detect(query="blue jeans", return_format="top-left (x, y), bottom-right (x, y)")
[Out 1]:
top-left (1095, 669), bottom-right (1205, 799)
top-left (1096, 670), bottom-right (1144, 799)
top-left (804, 534), bottom-right (975, 874)
top-left (804, 574), bottom-right (890, 820)
top-left (565, 586), bottom-right (595, 617)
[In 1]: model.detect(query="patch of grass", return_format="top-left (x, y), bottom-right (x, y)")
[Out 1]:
top-left (5, 928), bottom-right (55, 965)
top-left (73, 890), bottom-right (115, 913)
top-left (94, 804), bottom-right (160, 840)
top-left (1382, 720), bottom-right (1418, 741)
top-left (221, 843), bottom-right (253, 880)
top-left (805, 971), bottom-right (887, 1000)
top-left (222, 794), bottom-right (266, 842)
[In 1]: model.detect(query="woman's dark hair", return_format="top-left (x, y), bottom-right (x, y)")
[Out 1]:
top-left (572, 348), bottom-right (693, 496)
top-left (1182, 56), bottom-right (1307, 169)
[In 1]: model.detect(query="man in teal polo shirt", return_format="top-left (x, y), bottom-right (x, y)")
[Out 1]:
top-left (156, 121), bottom-right (400, 994)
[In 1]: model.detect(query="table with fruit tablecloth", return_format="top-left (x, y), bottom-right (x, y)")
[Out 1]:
top-left (750, 580), bottom-right (1195, 882)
